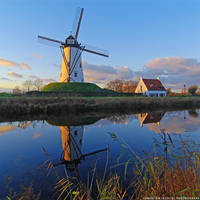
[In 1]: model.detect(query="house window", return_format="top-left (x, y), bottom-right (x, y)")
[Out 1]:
top-left (74, 72), bottom-right (78, 77)
top-left (80, 64), bottom-right (82, 68)
top-left (140, 86), bottom-right (142, 93)
top-left (160, 93), bottom-right (164, 97)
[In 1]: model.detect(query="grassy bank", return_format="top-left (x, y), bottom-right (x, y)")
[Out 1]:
top-left (1, 96), bottom-right (200, 121)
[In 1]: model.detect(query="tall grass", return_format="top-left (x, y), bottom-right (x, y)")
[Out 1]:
top-left (133, 151), bottom-right (200, 198)
top-left (132, 134), bottom-right (200, 198)
top-left (54, 174), bottom-right (126, 200)
top-left (3, 131), bottom-right (200, 199)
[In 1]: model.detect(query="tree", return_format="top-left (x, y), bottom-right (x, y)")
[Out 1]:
top-left (33, 79), bottom-right (43, 91)
top-left (106, 79), bottom-right (124, 92)
top-left (123, 80), bottom-right (137, 93)
top-left (188, 109), bottom-right (198, 118)
top-left (22, 80), bottom-right (33, 92)
top-left (13, 86), bottom-right (21, 94)
top-left (106, 79), bottom-right (138, 93)
top-left (188, 85), bottom-right (198, 96)
top-left (166, 88), bottom-right (172, 96)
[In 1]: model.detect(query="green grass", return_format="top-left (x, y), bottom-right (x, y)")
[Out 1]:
top-left (42, 82), bottom-right (108, 93)
top-left (0, 93), bottom-right (13, 98)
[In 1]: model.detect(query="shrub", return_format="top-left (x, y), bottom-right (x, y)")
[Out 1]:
top-left (188, 85), bottom-right (198, 96)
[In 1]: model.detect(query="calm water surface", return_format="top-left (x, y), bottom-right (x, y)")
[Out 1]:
top-left (1, 109), bottom-right (200, 198)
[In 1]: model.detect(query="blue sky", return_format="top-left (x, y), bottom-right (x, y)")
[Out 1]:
top-left (0, 0), bottom-right (200, 91)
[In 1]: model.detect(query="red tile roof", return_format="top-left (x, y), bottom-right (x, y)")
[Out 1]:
top-left (143, 79), bottom-right (166, 91)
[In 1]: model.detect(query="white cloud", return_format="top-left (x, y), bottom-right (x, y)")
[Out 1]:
top-left (145, 57), bottom-right (200, 76)
top-left (0, 57), bottom-right (31, 70)
top-left (142, 57), bottom-right (200, 90)
top-left (0, 77), bottom-right (13, 81)
top-left (32, 53), bottom-right (42, 59)
top-left (81, 57), bottom-right (200, 90)
top-left (8, 71), bottom-right (23, 78)
top-left (83, 60), bottom-right (137, 84)
top-left (29, 75), bottom-right (39, 79)
top-left (21, 63), bottom-right (31, 70)
top-left (39, 78), bottom-right (56, 83)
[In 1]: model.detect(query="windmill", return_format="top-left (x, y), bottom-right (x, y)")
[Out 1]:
top-left (38, 8), bottom-right (109, 83)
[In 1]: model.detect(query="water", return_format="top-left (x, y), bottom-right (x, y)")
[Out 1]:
top-left (0, 109), bottom-right (200, 198)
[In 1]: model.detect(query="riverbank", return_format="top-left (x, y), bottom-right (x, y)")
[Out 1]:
top-left (1, 96), bottom-right (200, 121)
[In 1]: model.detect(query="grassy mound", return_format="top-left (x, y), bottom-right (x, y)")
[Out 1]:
top-left (0, 93), bottom-right (12, 98)
top-left (42, 82), bottom-right (105, 93)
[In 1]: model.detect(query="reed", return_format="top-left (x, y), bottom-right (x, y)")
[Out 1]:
top-left (3, 131), bottom-right (200, 199)
top-left (132, 135), bottom-right (200, 198)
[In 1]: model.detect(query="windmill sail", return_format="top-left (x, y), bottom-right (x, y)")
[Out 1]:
top-left (71, 8), bottom-right (84, 39)
top-left (38, 35), bottom-right (65, 45)
top-left (81, 44), bottom-right (109, 57)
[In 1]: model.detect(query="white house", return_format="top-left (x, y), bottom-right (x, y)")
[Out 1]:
top-left (135, 77), bottom-right (167, 97)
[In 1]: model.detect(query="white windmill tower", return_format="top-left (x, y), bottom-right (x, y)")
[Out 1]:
top-left (38, 8), bottom-right (109, 83)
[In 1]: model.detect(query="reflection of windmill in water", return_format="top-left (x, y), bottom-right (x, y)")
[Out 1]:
top-left (38, 8), bottom-right (109, 83)
top-left (54, 125), bottom-right (108, 172)
top-left (137, 111), bottom-right (165, 127)
top-left (59, 125), bottom-right (83, 171)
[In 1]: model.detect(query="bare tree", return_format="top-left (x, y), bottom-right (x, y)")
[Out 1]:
top-left (106, 79), bottom-right (138, 93)
top-left (123, 80), bottom-right (137, 93)
top-left (22, 80), bottom-right (33, 92)
top-left (167, 88), bottom-right (172, 96)
top-left (106, 80), bottom-right (124, 92)
top-left (33, 79), bottom-right (43, 91)
top-left (13, 86), bottom-right (21, 94)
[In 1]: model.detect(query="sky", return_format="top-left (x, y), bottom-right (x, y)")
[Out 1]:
top-left (0, 0), bottom-right (200, 92)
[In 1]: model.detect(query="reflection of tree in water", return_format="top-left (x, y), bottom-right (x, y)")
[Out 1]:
top-left (188, 109), bottom-right (199, 118)
top-left (0, 121), bottom-right (32, 136)
top-left (107, 114), bottom-right (136, 125)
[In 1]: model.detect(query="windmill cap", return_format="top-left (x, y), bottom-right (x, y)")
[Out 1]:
top-left (67, 35), bottom-right (75, 39)
top-left (65, 35), bottom-right (79, 46)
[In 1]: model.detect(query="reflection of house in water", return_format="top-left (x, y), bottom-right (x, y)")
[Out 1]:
top-left (137, 112), bottom-right (165, 127)
top-left (137, 110), bottom-right (200, 134)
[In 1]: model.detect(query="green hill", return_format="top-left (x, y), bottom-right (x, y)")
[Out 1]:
top-left (42, 82), bottom-right (106, 93)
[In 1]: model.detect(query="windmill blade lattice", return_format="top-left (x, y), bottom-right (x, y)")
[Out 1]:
top-left (38, 35), bottom-right (65, 45)
top-left (71, 7), bottom-right (84, 39)
top-left (81, 43), bottom-right (109, 57)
